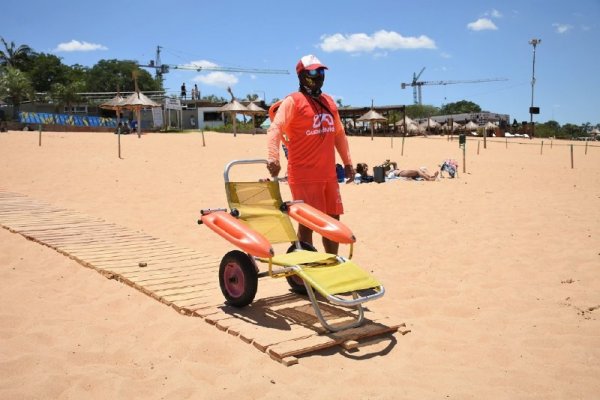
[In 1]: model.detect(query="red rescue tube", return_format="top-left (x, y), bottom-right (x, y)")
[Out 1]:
top-left (201, 211), bottom-right (273, 258)
top-left (287, 202), bottom-right (356, 244)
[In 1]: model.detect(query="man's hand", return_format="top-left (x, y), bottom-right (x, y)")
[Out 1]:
top-left (267, 160), bottom-right (281, 177)
top-left (344, 164), bottom-right (355, 184)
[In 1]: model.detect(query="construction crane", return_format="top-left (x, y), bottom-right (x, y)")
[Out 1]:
top-left (401, 67), bottom-right (508, 105)
top-left (138, 46), bottom-right (289, 85)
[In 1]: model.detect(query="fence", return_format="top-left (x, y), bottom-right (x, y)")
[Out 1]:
top-left (19, 112), bottom-right (119, 128)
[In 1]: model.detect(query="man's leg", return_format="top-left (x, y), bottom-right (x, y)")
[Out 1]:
top-left (297, 224), bottom-right (313, 246)
top-left (322, 214), bottom-right (340, 254)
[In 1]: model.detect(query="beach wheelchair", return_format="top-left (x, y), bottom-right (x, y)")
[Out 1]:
top-left (198, 159), bottom-right (385, 332)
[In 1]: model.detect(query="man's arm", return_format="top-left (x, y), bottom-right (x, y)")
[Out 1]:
top-left (266, 96), bottom-right (294, 177)
top-left (333, 114), bottom-right (355, 182)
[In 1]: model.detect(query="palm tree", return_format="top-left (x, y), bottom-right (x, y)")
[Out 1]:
top-left (0, 66), bottom-right (34, 119)
top-left (0, 37), bottom-right (33, 69)
top-left (50, 81), bottom-right (85, 115)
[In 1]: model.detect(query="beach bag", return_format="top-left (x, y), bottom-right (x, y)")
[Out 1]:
top-left (373, 166), bottom-right (386, 183)
top-left (336, 163), bottom-right (345, 183)
top-left (440, 159), bottom-right (458, 178)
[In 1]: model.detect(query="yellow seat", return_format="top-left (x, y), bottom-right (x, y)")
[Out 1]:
top-left (211, 159), bottom-right (386, 332)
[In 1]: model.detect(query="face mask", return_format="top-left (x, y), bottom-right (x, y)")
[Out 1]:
top-left (299, 69), bottom-right (325, 97)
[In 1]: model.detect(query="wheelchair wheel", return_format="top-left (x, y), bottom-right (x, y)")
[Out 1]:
top-left (219, 250), bottom-right (258, 307)
top-left (285, 242), bottom-right (316, 294)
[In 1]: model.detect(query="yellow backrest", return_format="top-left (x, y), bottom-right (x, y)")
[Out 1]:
top-left (226, 181), bottom-right (297, 244)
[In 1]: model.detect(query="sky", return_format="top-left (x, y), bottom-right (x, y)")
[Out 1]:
top-left (2, 0), bottom-right (599, 126)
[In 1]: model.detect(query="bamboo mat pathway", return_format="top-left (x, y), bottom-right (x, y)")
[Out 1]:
top-left (0, 190), bottom-right (405, 365)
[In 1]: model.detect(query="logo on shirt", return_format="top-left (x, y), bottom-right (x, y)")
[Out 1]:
top-left (306, 113), bottom-right (335, 136)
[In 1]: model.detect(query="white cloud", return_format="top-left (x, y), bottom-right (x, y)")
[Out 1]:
top-left (319, 30), bottom-right (436, 53)
top-left (440, 52), bottom-right (452, 59)
top-left (182, 60), bottom-right (219, 70)
top-left (467, 18), bottom-right (498, 31)
top-left (490, 9), bottom-right (502, 18)
top-left (193, 71), bottom-right (238, 88)
top-left (553, 23), bottom-right (573, 34)
top-left (54, 40), bottom-right (107, 52)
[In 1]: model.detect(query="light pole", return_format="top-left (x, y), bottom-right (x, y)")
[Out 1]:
top-left (529, 38), bottom-right (541, 138)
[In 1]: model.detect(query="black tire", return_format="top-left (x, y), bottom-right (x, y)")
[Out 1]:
top-left (219, 250), bottom-right (258, 307)
top-left (285, 242), bottom-right (317, 294)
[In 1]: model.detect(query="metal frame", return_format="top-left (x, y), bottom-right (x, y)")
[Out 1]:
top-left (218, 159), bottom-right (385, 332)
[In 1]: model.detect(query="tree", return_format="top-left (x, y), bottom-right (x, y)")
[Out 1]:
top-left (50, 81), bottom-right (85, 114)
top-left (439, 100), bottom-right (481, 115)
top-left (0, 66), bottom-right (34, 119)
top-left (245, 93), bottom-right (259, 102)
top-left (202, 94), bottom-right (227, 103)
top-left (0, 37), bottom-right (33, 69)
top-left (86, 59), bottom-right (161, 93)
top-left (406, 104), bottom-right (439, 119)
top-left (561, 123), bottom-right (583, 139)
top-left (535, 120), bottom-right (561, 138)
top-left (26, 52), bottom-right (71, 93)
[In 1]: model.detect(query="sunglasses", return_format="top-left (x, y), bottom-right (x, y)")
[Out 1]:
top-left (306, 69), bottom-right (325, 77)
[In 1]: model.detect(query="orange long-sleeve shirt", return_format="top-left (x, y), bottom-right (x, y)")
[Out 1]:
top-left (267, 92), bottom-right (352, 184)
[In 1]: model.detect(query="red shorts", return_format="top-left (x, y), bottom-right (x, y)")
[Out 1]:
top-left (289, 181), bottom-right (344, 216)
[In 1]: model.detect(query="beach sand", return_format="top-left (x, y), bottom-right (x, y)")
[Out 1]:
top-left (1, 130), bottom-right (598, 399)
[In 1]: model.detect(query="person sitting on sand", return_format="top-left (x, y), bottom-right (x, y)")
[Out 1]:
top-left (387, 167), bottom-right (439, 181)
top-left (355, 163), bottom-right (374, 183)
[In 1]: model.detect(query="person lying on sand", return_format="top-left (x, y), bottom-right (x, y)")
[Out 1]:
top-left (387, 167), bottom-right (439, 181)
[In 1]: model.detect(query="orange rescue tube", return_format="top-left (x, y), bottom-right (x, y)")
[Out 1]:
top-left (287, 202), bottom-right (356, 244)
top-left (201, 211), bottom-right (273, 258)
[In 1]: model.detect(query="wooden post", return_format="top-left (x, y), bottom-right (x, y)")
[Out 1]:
top-left (550, 139), bottom-right (553, 149)
top-left (585, 140), bottom-right (588, 155)
top-left (540, 140), bottom-right (544, 155)
top-left (505, 137), bottom-right (508, 148)
top-left (233, 113), bottom-right (237, 138)
top-left (463, 144), bottom-right (466, 173)
top-left (38, 124), bottom-right (42, 147)
top-left (477, 140), bottom-right (480, 155)
top-left (137, 108), bottom-right (141, 138)
top-left (202, 130), bottom-right (206, 147)
top-left (118, 127), bottom-right (122, 159)
top-left (401, 134), bottom-right (405, 155)
top-left (483, 129), bottom-right (487, 149)
top-left (570, 144), bottom-right (574, 169)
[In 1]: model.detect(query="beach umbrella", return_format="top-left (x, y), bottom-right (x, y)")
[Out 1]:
top-left (100, 90), bottom-right (129, 158)
top-left (118, 72), bottom-right (161, 138)
top-left (219, 99), bottom-right (249, 137)
top-left (452, 122), bottom-right (463, 131)
top-left (419, 118), bottom-right (440, 133)
top-left (119, 91), bottom-right (161, 138)
top-left (245, 101), bottom-right (266, 114)
top-left (484, 121), bottom-right (496, 130)
top-left (245, 101), bottom-right (266, 134)
top-left (99, 93), bottom-right (125, 126)
top-left (464, 121), bottom-right (478, 132)
top-left (424, 118), bottom-right (440, 129)
top-left (395, 116), bottom-right (416, 135)
top-left (357, 108), bottom-right (387, 141)
top-left (410, 122), bottom-right (422, 133)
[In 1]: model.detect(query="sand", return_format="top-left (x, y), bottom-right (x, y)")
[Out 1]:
top-left (0, 130), bottom-right (599, 399)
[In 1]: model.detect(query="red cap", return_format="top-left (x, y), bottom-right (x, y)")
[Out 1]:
top-left (295, 54), bottom-right (328, 75)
